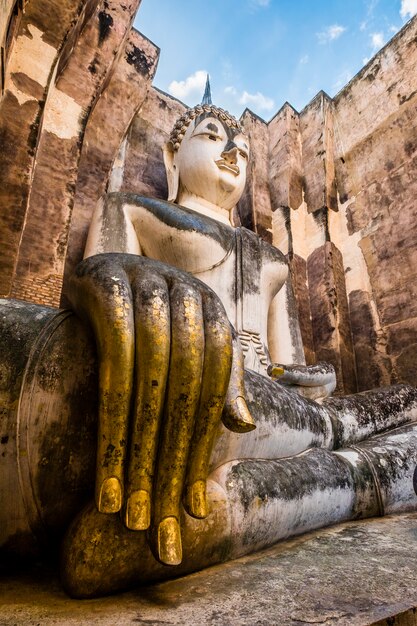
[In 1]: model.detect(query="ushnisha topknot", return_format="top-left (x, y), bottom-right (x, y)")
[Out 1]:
top-left (168, 103), bottom-right (246, 152)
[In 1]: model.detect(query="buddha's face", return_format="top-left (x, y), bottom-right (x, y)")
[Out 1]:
top-left (174, 115), bottom-right (249, 213)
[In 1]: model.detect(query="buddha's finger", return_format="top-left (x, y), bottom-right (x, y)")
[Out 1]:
top-left (151, 280), bottom-right (205, 566)
top-left (183, 292), bottom-right (233, 519)
top-left (69, 257), bottom-right (134, 514)
top-left (124, 273), bottom-right (170, 531)
top-left (222, 328), bottom-right (256, 433)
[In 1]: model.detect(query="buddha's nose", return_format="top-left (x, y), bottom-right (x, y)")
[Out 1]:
top-left (221, 143), bottom-right (239, 164)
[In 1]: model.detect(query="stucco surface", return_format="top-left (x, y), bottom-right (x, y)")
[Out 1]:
top-left (1, 514), bottom-right (417, 625)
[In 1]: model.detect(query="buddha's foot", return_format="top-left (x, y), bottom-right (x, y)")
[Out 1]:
top-left (62, 423), bottom-right (417, 598)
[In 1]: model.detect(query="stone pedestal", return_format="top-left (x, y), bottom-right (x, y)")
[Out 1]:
top-left (1, 514), bottom-right (417, 625)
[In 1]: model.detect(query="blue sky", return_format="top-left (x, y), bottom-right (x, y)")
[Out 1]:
top-left (134, 0), bottom-right (417, 120)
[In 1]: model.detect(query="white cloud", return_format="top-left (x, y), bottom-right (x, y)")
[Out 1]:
top-left (317, 24), bottom-right (346, 44)
top-left (250, 0), bottom-right (270, 6)
top-left (168, 70), bottom-right (207, 102)
top-left (299, 54), bottom-right (309, 65)
top-left (238, 90), bottom-right (275, 112)
top-left (370, 32), bottom-right (384, 50)
top-left (400, 0), bottom-right (417, 19)
top-left (224, 86), bottom-right (274, 114)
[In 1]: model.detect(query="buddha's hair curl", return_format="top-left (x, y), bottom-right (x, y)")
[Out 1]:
top-left (168, 104), bottom-right (246, 151)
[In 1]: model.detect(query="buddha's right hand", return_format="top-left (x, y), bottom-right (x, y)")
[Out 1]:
top-left (268, 362), bottom-right (336, 399)
top-left (68, 253), bottom-right (254, 566)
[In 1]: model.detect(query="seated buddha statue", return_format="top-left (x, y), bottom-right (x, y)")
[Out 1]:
top-left (60, 92), bottom-right (417, 597)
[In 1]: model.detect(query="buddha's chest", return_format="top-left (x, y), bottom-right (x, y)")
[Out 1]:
top-left (134, 210), bottom-right (287, 374)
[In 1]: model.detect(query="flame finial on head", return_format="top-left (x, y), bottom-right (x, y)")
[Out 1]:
top-left (201, 74), bottom-right (212, 105)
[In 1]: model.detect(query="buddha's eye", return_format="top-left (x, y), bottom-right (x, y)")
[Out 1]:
top-left (239, 149), bottom-right (248, 159)
top-left (208, 134), bottom-right (218, 141)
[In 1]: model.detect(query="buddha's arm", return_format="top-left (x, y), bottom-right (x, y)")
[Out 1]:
top-left (84, 193), bottom-right (142, 257)
top-left (267, 287), bottom-right (304, 365)
top-left (267, 284), bottom-right (336, 399)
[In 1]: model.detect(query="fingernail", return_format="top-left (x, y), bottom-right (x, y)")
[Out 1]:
top-left (269, 365), bottom-right (285, 378)
top-left (97, 477), bottom-right (122, 513)
top-left (157, 517), bottom-right (182, 566)
top-left (222, 396), bottom-right (256, 433)
top-left (235, 397), bottom-right (256, 432)
top-left (186, 480), bottom-right (208, 519)
top-left (125, 490), bottom-right (151, 530)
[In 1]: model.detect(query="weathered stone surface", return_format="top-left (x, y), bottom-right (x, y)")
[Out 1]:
top-left (1, 514), bottom-right (417, 624)
top-left (0, 0), bottom-right (88, 298)
top-left (116, 86), bottom-right (186, 199)
top-left (299, 91), bottom-right (338, 214)
top-left (239, 109), bottom-right (272, 242)
top-left (8, 0), bottom-right (142, 307)
top-left (0, 299), bottom-right (97, 556)
top-left (349, 289), bottom-right (392, 391)
top-left (308, 242), bottom-right (357, 393)
top-left (62, 28), bottom-right (159, 301)
top-left (289, 253), bottom-right (315, 365)
top-left (326, 18), bottom-right (417, 390)
top-left (384, 318), bottom-right (417, 389)
top-left (268, 102), bottom-right (303, 212)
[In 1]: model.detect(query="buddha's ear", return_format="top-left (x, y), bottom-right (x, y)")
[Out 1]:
top-left (163, 143), bottom-right (179, 202)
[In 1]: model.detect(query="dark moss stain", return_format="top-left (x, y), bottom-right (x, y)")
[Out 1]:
top-left (348, 289), bottom-right (391, 391)
top-left (345, 203), bottom-right (357, 235)
top-left (98, 10), bottom-right (113, 46)
top-left (36, 355), bottom-right (63, 392)
top-left (365, 62), bottom-right (381, 82)
top-left (228, 448), bottom-right (353, 514)
top-left (11, 72), bottom-right (44, 101)
top-left (106, 193), bottom-right (234, 250)
top-left (36, 414), bottom-right (96, 544)
top-left (413, 465), bottom-right (417, 496)
top-left (324, 384), bottom-right (417, 449)
top-left (237, 189), bottom-right (255, 233)
top-left (0, 301), bottom-right (56, 398)
top-left (279, 205), bottom-right (292, 253)
top-left (88, 56), bottom-right (99, 74)
top-left (243, 369), bottom-right (331, 439)
top-left (27, 99), bottom-right (45, 156)
top-left (35, 326), bottom-right (98, 540)
top-left (240, 228), bottom-right (261, 296)
top-left (357, 426), bottom-right (417, 497)
top-left (395, 344), bottom-right (417, 387)
top-left (404, 140), bottom-right (416, 157)
top-left (399, 89), bottom-right (417, 105)
top-left (126, 45), bottom-right (153, 77)
top-left (312, 207), bottom-right (330, 242)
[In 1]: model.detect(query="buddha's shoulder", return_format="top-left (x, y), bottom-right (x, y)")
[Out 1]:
top-left (105, 192), bottom-right (234, 248)
top-left (239, 226), bottom-right (287, 267)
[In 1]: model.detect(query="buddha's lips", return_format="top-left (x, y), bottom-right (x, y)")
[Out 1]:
top-left (215, 159), bottom-right (240, 175)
